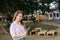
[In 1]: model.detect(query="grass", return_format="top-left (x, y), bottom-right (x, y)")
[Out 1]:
top-left (25, 22), bottom-right (58, 30)
top-left (0, 22), bottom-right (58, 40)
top-left (0, 34), bottom-right (12, 40)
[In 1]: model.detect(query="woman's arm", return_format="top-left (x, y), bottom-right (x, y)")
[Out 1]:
top-left (13, 31), bottom-right (27, 38)
top-left (10, 23), bottom-right (27, 38)
top-left (10, 24), bottom-right (16, 38)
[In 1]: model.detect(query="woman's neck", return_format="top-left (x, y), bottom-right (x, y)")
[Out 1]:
top-left (15, 20), bottom-right (25, 28)
top-left (15, 20), bottom-right (21, 25)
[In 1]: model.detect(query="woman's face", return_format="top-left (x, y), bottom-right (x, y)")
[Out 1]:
top-left (16, 13), bottom-right (23, 22)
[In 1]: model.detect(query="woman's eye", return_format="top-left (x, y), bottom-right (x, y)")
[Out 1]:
top-left (20, 16), bottom-right (22, 17)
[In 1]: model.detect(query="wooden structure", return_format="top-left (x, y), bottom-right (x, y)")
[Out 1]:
top-left (40, 15), bottom-right (46, 21)
top-left (24, 12), bottom-right (60, 22)
top-left (38, 30), bottom-right (48, 36)
top-left (47, 30), bottom-right (57, 36)
top-left (36, 15), bottom-right (39, 23)
top-left (30, 29), bottom-right (36, 35)
top-left (47, 12), bottom-right (60, 21)
top-left (35, 28), bottom-right (42, 33)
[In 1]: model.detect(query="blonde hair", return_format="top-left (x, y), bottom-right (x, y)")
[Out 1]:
top-left (13, 10), bottom-right (24, 25)
top-left (13, 10), bottom-right (23, 21)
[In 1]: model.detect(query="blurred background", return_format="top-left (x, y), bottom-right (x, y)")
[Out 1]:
top-left (0, 0), bottom-right (60, 40)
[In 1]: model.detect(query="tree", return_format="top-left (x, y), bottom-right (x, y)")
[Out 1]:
top-left (0, 0), bottom-right (39, 14)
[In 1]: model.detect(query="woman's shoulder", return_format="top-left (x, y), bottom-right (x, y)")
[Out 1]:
top-left (10, 21), bottom-right (16, 27)
top-left (10, 22), bottom-right (16, 30)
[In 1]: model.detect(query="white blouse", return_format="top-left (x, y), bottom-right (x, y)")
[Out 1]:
top-left (10, 21), bottom-right (27, 38)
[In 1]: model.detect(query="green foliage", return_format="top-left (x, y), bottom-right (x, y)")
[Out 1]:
top-left (3, 22), bottom-right (10, 28)
top-left (0, 0), bottom-right (38, 14)
top-left (0, 0), bottom-right (59, 14)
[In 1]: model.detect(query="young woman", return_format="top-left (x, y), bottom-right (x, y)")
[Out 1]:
top-left (10, 10), bottom-right (27, 40)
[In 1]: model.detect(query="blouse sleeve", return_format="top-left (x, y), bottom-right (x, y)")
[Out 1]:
top-left (10, 23), bottom-right (16, 37)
